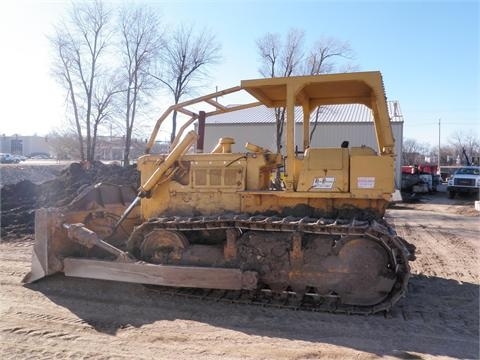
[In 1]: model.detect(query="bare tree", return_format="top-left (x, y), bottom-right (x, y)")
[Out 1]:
top-left (118, 5), bottom-right (163, 165)
top-left (448, 130), bottom-right (480, 165)
top-left (439, 144), bottom-right (457, 165)
top-left (50, 0), bottom-right (118, 162)
top-left (304, 36), bottom-right (354, 142)
top-left (257, 29), bottom-right (305, 155)
top-left (51, 34), bottom-right (85, 160)
top-left (90, 80), bottom-right (122, 160)
top-left (257, 32), bottom-right (280, 78)
top-left (402, 138), bottom-right (430, 165)
top-left (152, 25), bottom-right (221, 143)
top-left (47, 130), bottom-right (82, 160)
top-left (303, 36), bottom-right (353, 75)
top-left (256, 29), bottom-right (354, 188)
top-left (256, 29), bottom-right (355, 154)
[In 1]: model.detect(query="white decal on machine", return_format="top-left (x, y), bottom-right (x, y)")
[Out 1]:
top-left (312, 177), bottom-right (335, 189)
top-left (357, 177), bottom-right (375, 189)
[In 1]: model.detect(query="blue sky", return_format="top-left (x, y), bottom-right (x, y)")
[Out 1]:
top-left (0, 0), bottom-right (478, 147)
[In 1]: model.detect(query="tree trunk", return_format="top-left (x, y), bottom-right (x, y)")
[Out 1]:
top-left (170, 110), bottom-right (178, 144)
top-left (123, 84), bottom-right (132, 166)
top-left (92, 123), bottom-right (99, 161)
top-left (66, 73), bottom-right (85, 161)
top-left (309, 107), bottom-right (321, 143)
top-left (123, 133), bottom-right (131, 166)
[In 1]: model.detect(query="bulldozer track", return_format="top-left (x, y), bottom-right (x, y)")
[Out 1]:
top-left (132, 214), bottom-right (412, 314)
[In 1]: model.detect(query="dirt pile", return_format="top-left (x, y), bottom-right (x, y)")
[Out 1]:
top-left (1, 164), bottom-right (64, 185)
top-left (1, 161), bottom-right (139, 240)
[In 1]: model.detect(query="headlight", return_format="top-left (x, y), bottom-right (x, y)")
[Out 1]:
top-left (448, 179), bottom-right (453, 186)
top-left (476, 178), bottom-right (480, 187)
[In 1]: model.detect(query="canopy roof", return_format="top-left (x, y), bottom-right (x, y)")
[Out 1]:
top-left (241, 71), bottom-right (386, 108)
top-left (146, 71), bottom-right (394, 158)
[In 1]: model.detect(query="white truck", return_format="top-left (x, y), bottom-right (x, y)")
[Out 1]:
top-left (447, 166), bottom-right (480, 198)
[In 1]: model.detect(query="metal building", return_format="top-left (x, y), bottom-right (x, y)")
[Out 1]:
top-left (203, 101), bottom-right (404, 187)
top-left (0, 135), bottom-right (51, 157)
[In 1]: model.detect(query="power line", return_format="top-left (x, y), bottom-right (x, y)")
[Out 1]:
top-left (405, 122), bottom-right (478, 127)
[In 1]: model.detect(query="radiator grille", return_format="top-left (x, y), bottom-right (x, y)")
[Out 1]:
top-left (193, 167), bottom-right (243, 188)
top-left (454, 178), bottom-right (475, 186)
top-left (194, 169), bottom-right (207, 186)
top-left (210, 169), bottom-right (222, 185)
top-left (224, 169), bottom-right (238, 186)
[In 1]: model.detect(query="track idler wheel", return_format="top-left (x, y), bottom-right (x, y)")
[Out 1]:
top-left (140, 229), bottom-right (189, 264)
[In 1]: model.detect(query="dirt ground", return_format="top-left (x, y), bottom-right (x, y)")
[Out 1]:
top-left (0, 165), bottom-right (479, 359)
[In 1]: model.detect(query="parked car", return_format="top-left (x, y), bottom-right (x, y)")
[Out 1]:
top-left (12, 154), bottom-right (26, 162)
top-left (447, 166), bottom-right (480, 198)
top-left (29, 153), bottom-right (51, 159)
top-left (0, 153), bottom-right (20, 164)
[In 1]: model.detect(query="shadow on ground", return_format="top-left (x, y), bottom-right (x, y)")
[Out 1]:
top-left (26, 273), bottom-right (479, 359)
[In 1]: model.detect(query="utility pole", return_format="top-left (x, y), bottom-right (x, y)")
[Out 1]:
top-left (438, 119), bottom-right (441, 173)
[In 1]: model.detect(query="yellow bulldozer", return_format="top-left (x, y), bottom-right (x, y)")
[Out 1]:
top-left (25, 71), bottom-right (414, 314)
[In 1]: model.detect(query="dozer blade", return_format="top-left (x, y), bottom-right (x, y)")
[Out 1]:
top-left (23, 208), bottom-right (64, 283)
top-left (24, 251), bottom-right (46, 283)
top-left (63, 258), bottom-right (258, 290)
top-left (23, 206), bottom-right (257, 290)
top-left (23, 191), bottom-right (258, 291)
top-left (23, 183), bottom-right (140, 283)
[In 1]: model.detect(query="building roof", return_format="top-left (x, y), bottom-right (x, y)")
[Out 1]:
top-left (205, 101), bottom-right (403, 125)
